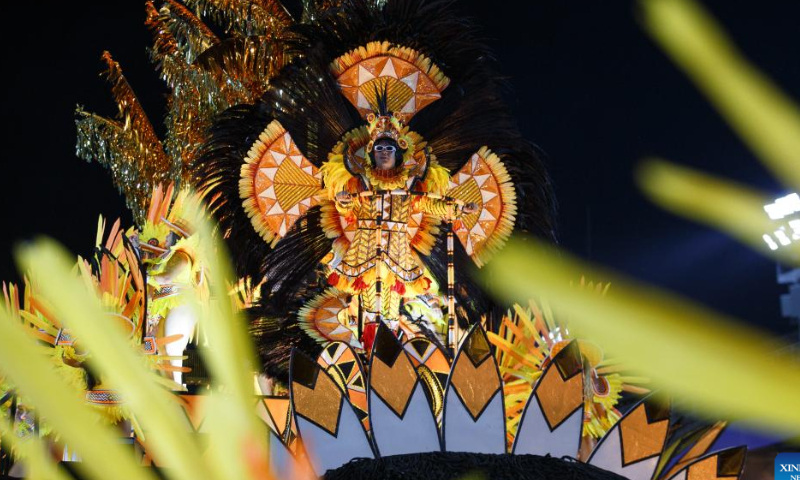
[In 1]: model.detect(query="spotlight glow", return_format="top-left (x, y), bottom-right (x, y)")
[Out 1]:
top-left (763, 234), bottom-right (779, 251)
top-left (764, 193), bottom-right (800, 220)
top-left (775, 229), bottom-right (792, 246)
top-left (763, 193), bottom-right (800, 251)
top-left (789, 219), bottom-right (800, 237)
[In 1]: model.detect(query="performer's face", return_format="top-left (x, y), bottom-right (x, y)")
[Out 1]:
top-left (373, 139), bottom-right (397, 170)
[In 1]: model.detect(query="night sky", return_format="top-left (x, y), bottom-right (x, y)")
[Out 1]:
top-left (1, 1), bottom-right (798, 337)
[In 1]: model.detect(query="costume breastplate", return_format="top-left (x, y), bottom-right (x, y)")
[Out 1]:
top-left (337, 191), bottom-right (423, 282)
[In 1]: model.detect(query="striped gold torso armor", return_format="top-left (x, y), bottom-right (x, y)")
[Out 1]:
top-left (337, 191), bottom-right (423, 283)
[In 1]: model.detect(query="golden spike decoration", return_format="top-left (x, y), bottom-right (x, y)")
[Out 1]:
top-left (184, 0), bottom-right (292, 38)
top-left (75, 53), bottom-right (172, 224)
top-left (148, 0), bottom-right (219, 64)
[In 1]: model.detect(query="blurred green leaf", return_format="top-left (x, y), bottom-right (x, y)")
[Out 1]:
top-left (642, 0), bottom-right (800, 191)
top-left (180, 204), bottom-right (269, 480)
top-left (485, 237), bottom-right (800, 435)
top-left (0, 408), bottom-right (71, 480)
top-left (0, 307), bottom-right (155, 480)
top-left (16, 238), bottom-right (207, 480)
top-left (637, 158), bottom-right (799, 264)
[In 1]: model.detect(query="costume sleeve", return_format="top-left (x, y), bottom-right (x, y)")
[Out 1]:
top-left (414, 194), bottom-right (461, 219)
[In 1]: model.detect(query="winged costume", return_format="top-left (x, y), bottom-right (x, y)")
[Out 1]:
top-left (208, 48), bottom-right (550, 374)
top-left (76, 0), bottom-right (557, 380)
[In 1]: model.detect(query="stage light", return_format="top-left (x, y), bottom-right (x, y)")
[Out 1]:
top-left (775, 229), bottom-right (791, 246)
top-left (763, 234), bottom-right (779, 251)
top-left (789, 219), bottom-right (800, 237)
top-left (763, 193), bottom-right (800, 251)
top-left (764, 193), bottom-right (800, 220)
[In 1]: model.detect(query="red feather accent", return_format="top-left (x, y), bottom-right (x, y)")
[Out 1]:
top-left (327, 272), bottom-right (340, 286)
top-left (352, 276), bottom-right (368, 291)
top-left (391, 279), bottom-right (406, 295)
top-left (361, 322), bottom-right (379, 353)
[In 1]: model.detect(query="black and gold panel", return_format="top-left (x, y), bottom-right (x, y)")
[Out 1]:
top-left (317, 342), bottom-right (369, 430)
top-left (370, 325), bottom-right (419, 418)
top-left (443, 325), bottom-right (506, 454)
top-left (659, 422), bottom-right (727, 480)
top-left (512, 340), bottom-right (584, 458)
top-left (289, 349), bottom-right (375, 475)
top-left (290, 351), bottom-right (344, 436)
top-left (535, 340), bottom-right (583, 431)
top-left (403, 338), bottom-right (450, 422)
top-left (255, 395), bottom-right (294, 444)
top-left (450, 326), bottom-right (502, 420)
top-left (667, 447), bottom-right (746, 480)
top-left (368, 324), bottom-right (442, 456)
top-left (619, 397), bottom-right (671, 467)
top-left (588, 395), bottom-right (671, 480)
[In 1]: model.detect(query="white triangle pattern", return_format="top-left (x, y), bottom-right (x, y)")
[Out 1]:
top-left (481, 189), bottom-right (498, 202)
top-left (471, 222), bottom-right (487, 239)
top-left (379, 59), bottom-right (398, 78)
top-left (358, 65), bottom-right (375, 85)
top-left (401, 97), bottom-right (416, 113)
top-left (259, 167), bottom-right (278, 180)
top-left (330, 325), bottom-right (350, 336)
top-left (474, 174), bottom-right (490, 187)
top-left (357, 91), bottom-right (370, 109)
top-left (400, 72), bottom-right (419, 90)
top-left (479, 209), bottom-right (496, 221)
top-left (258, 185), bottom-right (276, 199)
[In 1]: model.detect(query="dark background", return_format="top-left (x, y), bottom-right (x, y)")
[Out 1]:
top-left (1, 1), bottom-right (797, 337)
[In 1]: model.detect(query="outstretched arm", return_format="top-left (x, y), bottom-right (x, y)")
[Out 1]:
top-left (415, 194), bottom-right (477, 219)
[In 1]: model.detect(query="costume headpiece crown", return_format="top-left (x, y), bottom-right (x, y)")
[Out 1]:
top-left (330, 41), bottom-right (450, 121)
top-left (366, 112), bottom-right (409, 150)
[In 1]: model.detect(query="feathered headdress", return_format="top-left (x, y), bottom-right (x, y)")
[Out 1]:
top-left (366, 112), bottom-right (412, 151)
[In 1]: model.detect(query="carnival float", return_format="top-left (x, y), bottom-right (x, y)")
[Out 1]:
top-left (4, 0), bottom-right (790, 478)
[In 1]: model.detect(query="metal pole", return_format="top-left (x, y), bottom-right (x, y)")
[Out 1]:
top-left (446, 219), bottom-right (457, 353)
top-left (375, 193), bottom-right (384, 323)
